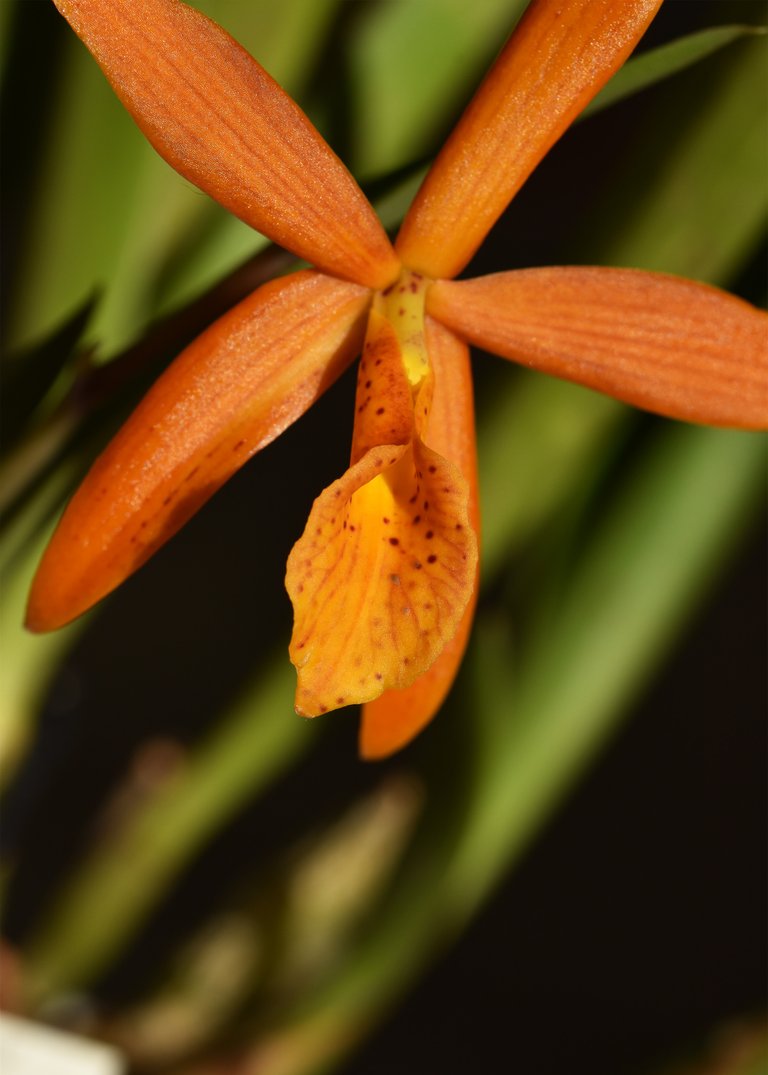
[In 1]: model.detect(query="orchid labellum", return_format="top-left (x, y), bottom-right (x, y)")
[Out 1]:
top-left (28, 0), bottom-right (768, 757)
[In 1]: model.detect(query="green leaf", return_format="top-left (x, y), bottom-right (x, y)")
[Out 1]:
top-left (584, 36), bottom-right (768, 280)
top-left (0, 296), bottom-right (95, 453)
top-left (584, 25), bottom-right (766, 118)
top-left (347, 0), bottom-right (527, 178)
top-left (448, 426), bottom-right (766, 917)
top-left (0, 471), bottom-right (85, 786)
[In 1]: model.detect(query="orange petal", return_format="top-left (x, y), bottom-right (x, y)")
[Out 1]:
top-left (27, 271), bottom-right (370, 633)
top-left (360, 319), bottom-right (479, 759)
top-left (396, 0), bottom-right (662, 279)
top-left (54, 0), bottom-right (399, 289)
top-left (286, 437), bottom-right (477, 717)
top-left (428, 268), bottom-right (768, 429)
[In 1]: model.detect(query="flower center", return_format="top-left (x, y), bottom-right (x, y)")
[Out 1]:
top-left (373, 270), bottom-right (431, 391)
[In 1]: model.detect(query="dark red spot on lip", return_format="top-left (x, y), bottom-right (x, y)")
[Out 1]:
top-left (383, 517), bottom-right (390, 524)
top-left (185, 466), bottom-right (200, 482)
top-left (427, 554), bottom-right (438, 563)
top-left (423, 500), bottom-right (430, 510)
top-left (365, 380), bottom-right (372, 389)
top-left (233, 439), bottom-right (246, 452)
top-left (414, 561), bottom-right (422, 569)
top-left (376, 407), bottom-right (385, 415)
top-left (162, 492), bottom-right (175, 506)
top-left (336, 696), bottom-right (345, 705)
top-left (389, 537), bottom-right (399, 546)
top-left (455, 523), bottom-right (463, 530)
top-left (375, 672), bottom-right (383, 680)
top-left (428, 465), bottom-right (437, 473)
top-left (413, 515), bottom-right (421, 524)
top-left (319, 705), bottom-right (328, 713)
top-left (425, 530), bottom-right (434, 539)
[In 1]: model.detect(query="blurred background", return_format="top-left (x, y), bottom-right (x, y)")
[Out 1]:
top-left (1, 1), bottom-right (765, 1073)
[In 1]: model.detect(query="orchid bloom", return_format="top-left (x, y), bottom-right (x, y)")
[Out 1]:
top-left (28, 0), bottom-right (767, 758)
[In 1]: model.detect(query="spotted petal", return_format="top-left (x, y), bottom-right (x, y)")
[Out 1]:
top-left (396, 0), bottom-right (662, 279)
top-left (53, 0), bottom-right (399, 289)
top-left (27, 271), bottom-right (370, 632)
top-left (360, 319), bottom-right (480, 759)
top-left (286, 309), bottom-right (478, 718)
top-left (428, 268), bottom-right (768, 429)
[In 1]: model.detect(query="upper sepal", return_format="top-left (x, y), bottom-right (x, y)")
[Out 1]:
top-left (396, 0), bottom-right (662, 279)
top-left (53, 0), bottom-right (400, 288)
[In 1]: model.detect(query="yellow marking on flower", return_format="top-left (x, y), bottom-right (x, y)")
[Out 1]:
top-left (375, 270), bottom-right (431, 389)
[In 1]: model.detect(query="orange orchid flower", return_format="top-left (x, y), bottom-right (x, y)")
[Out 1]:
top-left (28, 0), bottom-right (767, 758)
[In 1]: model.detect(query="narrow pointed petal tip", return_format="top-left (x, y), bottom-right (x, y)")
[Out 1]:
top-left (26, 271), bottom-right (370, 634)
top-left (53, 0), bottom-right (399, 289)
top-left (396, 0), bottom-right (662, 279)
top-left (428, 268), bottom-right (768, 430)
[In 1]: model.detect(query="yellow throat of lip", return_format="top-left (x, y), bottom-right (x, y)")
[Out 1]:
top-left (374, 270), bottom-right (431, 391)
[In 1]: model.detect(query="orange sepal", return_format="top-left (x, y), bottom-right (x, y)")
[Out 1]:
top-left (27, 271), bottom-right (370, 633)
top-left (53, 0), bottom-right (399, 289)
top-left (428, 268), bottom-right (768, 429)
top-left (396, 0), bottom-right (662, 279)
top-left (360, 319), bottom-right (479, 759)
